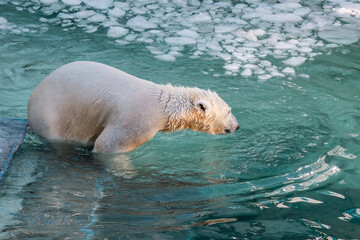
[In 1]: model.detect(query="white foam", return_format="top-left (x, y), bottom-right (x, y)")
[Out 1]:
top-left (327, 145), bottom-right (357, 160)
top-left (283, 57), bottom-right (306, 66)
top-left (107, 26), bottom-right (128, 38)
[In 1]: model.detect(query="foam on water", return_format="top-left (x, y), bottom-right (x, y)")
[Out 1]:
top-left (2, 0), bottom-right (360, 78)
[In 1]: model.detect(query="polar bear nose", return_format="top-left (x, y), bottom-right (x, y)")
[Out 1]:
top-left (235, 125), bottom-right (239, 130)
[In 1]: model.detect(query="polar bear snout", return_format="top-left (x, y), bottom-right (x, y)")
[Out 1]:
top-left (225, 124), bottom-right (239, 134)
top-left (222, 113), bottom-right (239, 134)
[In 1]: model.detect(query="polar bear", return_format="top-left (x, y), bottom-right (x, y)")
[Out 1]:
top-left (27, 61), bottom-right (239, 153)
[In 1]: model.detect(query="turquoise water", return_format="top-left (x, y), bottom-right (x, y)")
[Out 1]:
top-left (1, 1), bottom-right (360, 239)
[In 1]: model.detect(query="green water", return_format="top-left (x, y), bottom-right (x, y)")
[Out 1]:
top-left (1, 2), bottom-right (360, 239)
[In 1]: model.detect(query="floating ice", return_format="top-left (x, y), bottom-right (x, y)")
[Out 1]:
top-left (298, 74), bottom-right (310, 79)
top-left (73, 10), bottom-right (95, 19)
top-left (40, 0), bottom-right (58, 4)
top-left (87, 13), bottom-right (106, 22)
top-left (319, 25), bottom-right (360, 45)
top-left (258, 74), bottom-right (272, 81)
top-left (241, 69), bottom-right (252, 77)
top-left (282, 67), bottom-right (295, 75)
top-left (215, 25), bottom-right (238, 34)
top-left (0, 15), bottom-right (46, 34)
top-left (126, 16), bottom-right (157, 31)
top-left (234, 30), bottom-right (258, 42)
top-left (283, 57), bottom-right (306, 66)
top-left (5, 0), bottom-right (360, 77)
top-left (275, 42), bottom-right (296, 50)
top-left (261, 13), bottom-right (303, 23)
top-left (0, 17), bottom-right (7, 24)
top-left (83, 0), bottom-right (113, 9)
top-left (165, 37), bottom-right (196, 46)
top-left (177, 29), bottom-right (199, 39)
top-left (155, 54), bottom-right (176, 61)
top-left (62, 0), bottom-right (82, 6)
top-left (187, 13), bottom-right (212, 23)
top-left (273, 2), bottom-right (302, 11)
top-left (224, 63), bottom-right (240, 72)
top-left (206, 40), bottom-right (222, 51)
top-left (107, 26), bottom-right (128, 38)
top-left (108, 7), bottom-right (126, 18)
top-left (252, 29), bottom-right (266, 37)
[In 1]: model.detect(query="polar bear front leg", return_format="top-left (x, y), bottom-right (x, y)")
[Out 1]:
top-left (93, 125), bottom-right (133, 153)
top-left (93, 124), bottom-right (158, 154)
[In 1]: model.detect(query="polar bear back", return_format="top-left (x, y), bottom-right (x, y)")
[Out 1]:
top-left (28, 61), bottom-right (162, 145)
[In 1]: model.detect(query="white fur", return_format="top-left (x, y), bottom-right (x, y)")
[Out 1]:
top-left (28, 61), bottom-right (238, 153)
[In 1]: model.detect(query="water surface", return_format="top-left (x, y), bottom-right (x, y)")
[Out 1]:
top-left (0, 1), bottom-right (360, 239)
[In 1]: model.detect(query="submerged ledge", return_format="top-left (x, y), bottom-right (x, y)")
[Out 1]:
top-left (0, 118), bottom-right (28, 183)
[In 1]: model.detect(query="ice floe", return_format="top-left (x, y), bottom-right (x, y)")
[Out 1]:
top-left (0, 17), bottom-right (7, 24)
top-left (107, 26), bottom-right (128, 38)
top-left (3, 0), bottom-right (360, 78)
top-left (283, 57), bottom-right (307, 66)
top-left (165, 37), bottom-right (196, 46)
top-left (0, 15), bottom-right (48, 34)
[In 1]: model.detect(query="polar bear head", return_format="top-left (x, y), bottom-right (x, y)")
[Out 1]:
top-left (193, 90), bottom-right (239, 135)
top-left (161, 86), bottom-right (239, 135)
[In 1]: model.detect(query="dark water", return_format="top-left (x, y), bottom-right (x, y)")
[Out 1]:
top-left (1, 1), bottom-right (360, 239)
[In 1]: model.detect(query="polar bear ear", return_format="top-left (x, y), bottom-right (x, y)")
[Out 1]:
top-left (195, 100), bottom-right (211, 115)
